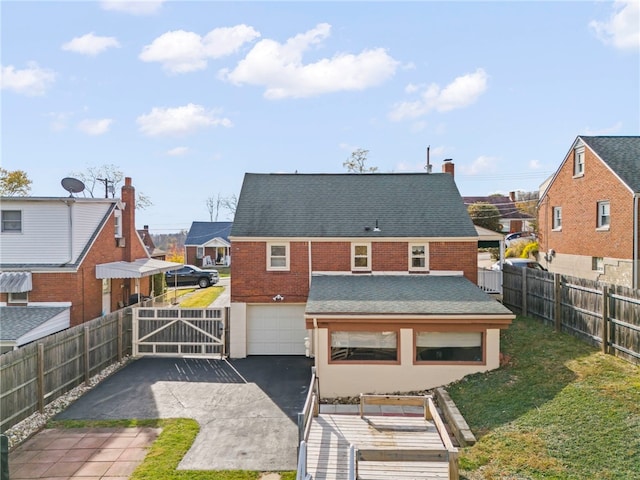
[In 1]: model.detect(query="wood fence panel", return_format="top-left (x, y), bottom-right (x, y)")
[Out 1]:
top-left (525, 269), bottom-right (555, 327)
top-left (501, 266), bottom-right (639, 366)
top-left (0, 308), bottom-right (134, 433)
top-left (609, 284), bottom-right (640, 364)
top-left (560, 277), bottom-right (603, 348)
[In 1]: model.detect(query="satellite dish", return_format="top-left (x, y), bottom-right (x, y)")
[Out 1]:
top-left (61, 177), bottom-right (85, 197)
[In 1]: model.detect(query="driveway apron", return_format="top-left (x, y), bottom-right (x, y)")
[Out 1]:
top-left (55, 356), bottom-right (313, 471)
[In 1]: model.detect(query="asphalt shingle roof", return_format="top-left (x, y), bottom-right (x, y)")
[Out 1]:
top-left (185, 222), bottom-right (233, 245)
top-left (580, 136), bottom-right (640, 192)
top-left (231, 173), bottom-right (477, 238)
top-left (0, 306), bottom-right (68, 341)
top-left (305, 275), bottom-right (514, 316)
top-left (462, 195), bottom-right (532, 220)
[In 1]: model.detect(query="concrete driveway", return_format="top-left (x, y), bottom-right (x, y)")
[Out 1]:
top-left (55, 356), bottom-right (313, 471)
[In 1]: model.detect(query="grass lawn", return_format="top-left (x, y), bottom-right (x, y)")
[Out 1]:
top-left (178, 286), bottom-right (224, 308)
top-left (448, 316), bottom-right (640, 480)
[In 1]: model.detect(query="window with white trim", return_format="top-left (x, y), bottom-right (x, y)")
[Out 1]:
top-left (114, 209), bottom-right (122, 238)
top-left (1, 210), bottom-right (22, 233)
top-left (8, 291), bottom-right (28, 303)
top-left (592, 257), bottom-right (604, 272)
top-left (415, 331), bottom-right (483, 362)
top-left (552, 207), bottom-right (562, 230)
top-left (351, 243), bottom-right (371, 271)
top-left (574, 147), bottom-right (585, 177)
top-left (331, 331), bottom-right (397, 362)
top-left (409, 243), bottom-right (428, 271)
top-left (597, 201), bottom-right (610, 229)
top-left (196, 246), bottom-right (204, 259)
top-left (267, 243), bottom-right (289, 271)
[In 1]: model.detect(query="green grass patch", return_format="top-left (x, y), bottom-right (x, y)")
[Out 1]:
top-left (448, 316), bottom-right (640, 479)
top-left (46, 418), bottom-right (295, 480)
top-left (179, 286), bottom-right (223, 308)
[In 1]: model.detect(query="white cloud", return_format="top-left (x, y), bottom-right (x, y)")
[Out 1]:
top-left (529, 159), bottom-right (542, 170)
top-left (100, 0), bottom-right (164, 15)
top-left (389, 68), bottom-right (489, 121)
top-left (140, 25), bottom-right (260, 73)
top-left (62, 33), bottom-right (121, 56)
top-left (77, 118), bottom-right (113, 135)
top-left (459, 155), bottom-right (500, 175)
top-left (167, 146), bottom-right (189, 156)
top-left (0, 62), bottom-right (56, 96)
top-left (590, 0), bottom-right (640, 51)
top-left (137, 103), bottom-right (232, 137)
top-left (220, 23), bottom-right (399, 99)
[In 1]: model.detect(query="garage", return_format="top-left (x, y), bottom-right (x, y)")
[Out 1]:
top-left (247, 305), bottom-right (308, 355)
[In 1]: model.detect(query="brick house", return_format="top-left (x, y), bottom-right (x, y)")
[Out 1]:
top-left (184, 221), bottom-right (232, 267)
top-left (230, 167), bottom-right (514, 396)
top-left (0, 178), bottom-right (179, 352)
top-left (463, 193), bottom-right (534, 233)
top-left (538, 136), bottom-right (640, 289)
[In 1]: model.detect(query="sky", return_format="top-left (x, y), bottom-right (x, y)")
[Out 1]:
top-left (2, 0), bottom-right (639, 233)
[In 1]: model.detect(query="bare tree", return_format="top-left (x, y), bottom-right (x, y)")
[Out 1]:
top-left (221, 194), bottom-right (238, 219)
top-left (343, 148), bottom-right (378, 173)
top-left (205, 194), bottom-right (224, 222)
top-left (70, 164), bottom-right (152, 209)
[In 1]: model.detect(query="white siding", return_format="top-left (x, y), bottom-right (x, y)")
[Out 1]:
top-left (0, 199), bottom-right (113, 265)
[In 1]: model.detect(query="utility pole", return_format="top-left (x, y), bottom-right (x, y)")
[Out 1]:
top-left (96, 178), bottom-right (114, 198)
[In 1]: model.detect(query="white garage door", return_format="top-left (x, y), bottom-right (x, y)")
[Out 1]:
top-left (247, 305), bottom-right (308, 355)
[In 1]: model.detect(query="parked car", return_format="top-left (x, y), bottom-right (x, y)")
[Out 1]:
top-left (505, 231), bottom-right (536, 247)
top-left (491, 258), bottom-right (547, 271)
top-left (165, 265), bottom-right (219, 288)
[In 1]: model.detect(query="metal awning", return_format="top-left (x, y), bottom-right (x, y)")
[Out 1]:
top-left (0, 272), bottom-right (33, 293)
top-left (95, 258), bottom-right (183, 279)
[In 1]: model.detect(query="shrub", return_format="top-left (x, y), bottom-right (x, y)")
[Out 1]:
top-left (521, 241), bottom-right (539, 259)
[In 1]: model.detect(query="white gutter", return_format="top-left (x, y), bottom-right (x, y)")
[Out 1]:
top-left (61, 199), bottom-right (75, 264)
top-left (634, 193), bottom-right (639, 289)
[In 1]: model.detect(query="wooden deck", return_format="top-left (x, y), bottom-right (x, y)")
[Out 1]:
top-left (306, 414), bottom-right (451, 479)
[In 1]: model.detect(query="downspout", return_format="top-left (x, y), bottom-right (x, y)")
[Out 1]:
top-left (308, 241), bottom-right (312, 287)
top-left (61, 199), bottom-right (75, 264)
top-left (634, 193), bottom-right (639, 289)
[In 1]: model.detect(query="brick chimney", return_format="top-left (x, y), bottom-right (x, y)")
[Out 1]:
top-left (509, 191), bottom-right (516, 202)
top-left (442, 159), bottom-right (454, 177)
top-left (121, 177), bottom-right (135, 262)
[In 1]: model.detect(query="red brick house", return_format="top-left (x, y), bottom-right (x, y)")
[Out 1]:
top-left (230, 167), bottom-right (514, 396)
top-left (0, 178), bottom-right (179, 352)
top-left (463, 193), bottom-right (534, 233)
top-left (538, 136), bottom-right (640, 289)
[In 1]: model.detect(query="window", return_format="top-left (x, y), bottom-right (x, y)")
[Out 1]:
top-left (415, 331), bottom-right (483, 363)
top-left (1, 210), bottom-right (22, 233)
top-left (352, 243), bottom-right (371, 271)
top-left (196, 246), bottom-right (204, 259)
top-left (331, 331), bottom-right (397, 362)
top-left (267, 243), bottom-right (289, 271)
top-left (114, 209), bottom-right (122, 238)
top-left (574, 147), bottom-right (585, 177)
top-left (409, 244), bottom-right (428, 271)
top-left (552, 207), bottom-right (562, 230)
top-left (592, 257), bottom-right (604, 272)
top-left (597, 201), bottom-right (610, 229)
top-left (8, 291), bottom-right (28, 303)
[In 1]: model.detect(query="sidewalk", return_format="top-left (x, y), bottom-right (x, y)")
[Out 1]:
top-left (8, 427), bottom-right (160, 479)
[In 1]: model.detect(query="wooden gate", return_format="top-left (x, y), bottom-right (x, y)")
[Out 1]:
top-left (133, 307), bottom-right (226, 358)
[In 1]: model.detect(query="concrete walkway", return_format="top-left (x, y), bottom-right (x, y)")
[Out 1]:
top-left (8, 427), bottom-right (160, 479)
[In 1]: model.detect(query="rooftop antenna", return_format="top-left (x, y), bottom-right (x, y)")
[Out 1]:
top-left (425, 145), bottom-right (432, 173)
top-left (61, 177), bottom-right (85, 197)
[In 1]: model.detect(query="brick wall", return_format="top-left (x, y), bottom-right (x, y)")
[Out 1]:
top-left (539, 146), bottom-right (634, 259)
top-left (232, 239), bottom-right (479, 302)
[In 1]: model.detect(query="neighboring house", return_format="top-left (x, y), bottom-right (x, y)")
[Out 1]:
top-left (0, 177), bottom-right (180, 351)
top-left (463, 193), bottom-right (534, 233)
top-left (229, 166), bottom-right (514, 397)
top-left (185, 221), bottom-right (233, 267)
top-left (538, 136), bottom-right (640, 289)
top-left (138, 225), bottom-right (166, 260)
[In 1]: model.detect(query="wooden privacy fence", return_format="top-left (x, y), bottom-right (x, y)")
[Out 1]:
top-left (503, 265), bottom-right (640, 364)
top-left (0, 309), bottom-right (133, 433)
